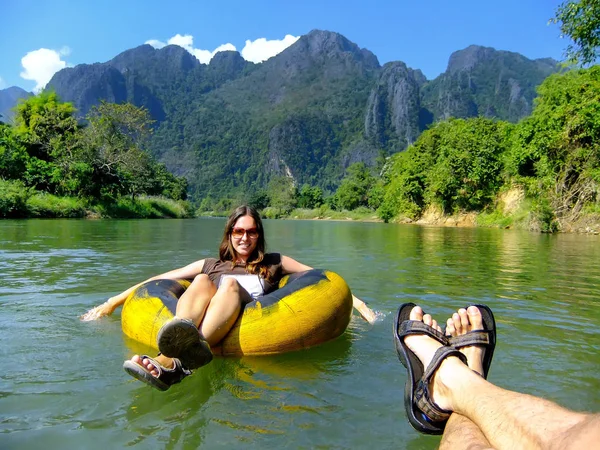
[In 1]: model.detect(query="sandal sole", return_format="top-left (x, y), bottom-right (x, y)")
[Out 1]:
top-left (157, 318), bottom-right (213, 370)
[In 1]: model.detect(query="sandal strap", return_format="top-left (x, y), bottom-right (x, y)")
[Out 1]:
top-left (142, 355), bottom-right (191, 386)
top-left (448, 330), bottom-right (491, 348)
top-left (415, 347), bottom-right (467, 422)
top-left (399, 320), bottom-right (449, 346)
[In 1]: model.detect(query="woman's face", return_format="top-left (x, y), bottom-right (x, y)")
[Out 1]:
top-left (230, 215), bottom-right (259, 261)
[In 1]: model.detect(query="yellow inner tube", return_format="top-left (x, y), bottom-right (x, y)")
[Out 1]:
top-left (121, 269), bottom-right (353, 356)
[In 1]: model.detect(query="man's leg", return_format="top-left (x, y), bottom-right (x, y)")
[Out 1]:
top-left (405, 306), bottom-right (600, 450)
top-left (439, 307), bottom-right (493, 450)
top-left (439, 414), bottom-right (494, 450)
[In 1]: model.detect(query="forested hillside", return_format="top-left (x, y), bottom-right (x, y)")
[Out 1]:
top-left (3, 8), bottom-right (598, 232)
top-left (42, 30), bottom-right (559, 206)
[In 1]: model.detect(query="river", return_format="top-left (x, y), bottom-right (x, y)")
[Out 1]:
top-left (1, 218), bottom-right (599, 449)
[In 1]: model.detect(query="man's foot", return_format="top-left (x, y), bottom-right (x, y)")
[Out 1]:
top-left (445, 306), bottom-right (485, 375)
top-left (402, 306), bottom-right (468, 413)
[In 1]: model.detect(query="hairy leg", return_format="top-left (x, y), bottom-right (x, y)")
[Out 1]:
top-left (439, 414), bottom-right (494, 450)
top-left (405, 306), bottom-right (599, 450)
top-left (439, 307), bottom-right (493, 450)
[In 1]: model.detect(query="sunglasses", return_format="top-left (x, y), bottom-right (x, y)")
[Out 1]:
top-left (231, 227), bottom-right (259, 239)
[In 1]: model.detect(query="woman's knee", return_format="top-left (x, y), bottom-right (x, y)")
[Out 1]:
top-left (216, 278), bottom-right (251, 304)
top-left (190, 274), bottom-right (213, 288)
top-left (218, 277), bottom-right (241, 294)
top-left (183, 274), bottom-right (216, 297)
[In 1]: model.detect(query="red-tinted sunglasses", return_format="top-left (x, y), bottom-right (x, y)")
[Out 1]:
top-left (231, 227), bottom-right (259, 239)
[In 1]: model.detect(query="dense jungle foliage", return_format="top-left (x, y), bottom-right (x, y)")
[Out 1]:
top-left (1, 66), bottom-right (598, 229)
top-left (377, 66), bottom-right (600, 231)
top-left (0, 93), bottom-right (191, 218)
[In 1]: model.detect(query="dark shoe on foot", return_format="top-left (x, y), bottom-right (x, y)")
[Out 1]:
top-left (123, 355), bottom-right (191, 391)
top-left (393, 303), bottom-right (467, 435)
top-left (157, 318), bottom-right (213, 370)
top-left (446, 304), bottom-right (496, 379)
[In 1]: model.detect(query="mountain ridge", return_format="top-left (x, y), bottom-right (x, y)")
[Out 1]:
top-left (4, 30), bottom-right (560, 201)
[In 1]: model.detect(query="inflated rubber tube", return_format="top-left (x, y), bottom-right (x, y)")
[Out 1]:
top-left (121, 269), bottom-right (353, 356)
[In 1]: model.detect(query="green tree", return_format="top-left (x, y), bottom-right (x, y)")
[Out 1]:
top-left (335, 163), bottom-right (376, 210)
top-left (267, 176), bottom-right (297, 213)
top-left (0, 124), bottom-right (29, 180)
top-left (553, 0), bottom-right (600, 65)
top-left (14, 91), bottom-right (78, 159)
top-left (13, 92), bottom-right (85, 194)
top-left (82, 102), bottom-right (155, 200)
top-left (297, 184), bottom-right (324, 209)
top-left (247, 189), bottom-right (270, 210)
top-left (424, 118), bottom-right (508, 213)
top-left (379, 118), bottom-right (509, 220)
top-left (508, 67), bottom-right (600, 223)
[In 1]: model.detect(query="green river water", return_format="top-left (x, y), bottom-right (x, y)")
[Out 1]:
top-left (1, 218), bottom-right (599, 449)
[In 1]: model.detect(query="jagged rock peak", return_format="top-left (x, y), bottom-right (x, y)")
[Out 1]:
top-left (109, 44), bottom-right (199, 71)
top-left (446, 45), bottom-right (498, 73)
top-left (292, 29), bottom-right (380, 68)
top-left (111, 44), bottom-right (157, 64)
top-left (210, 50), bottom-right (246, 67)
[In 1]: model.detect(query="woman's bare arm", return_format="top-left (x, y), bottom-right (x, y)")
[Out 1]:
top-left (80, 259), bottom-right (206, 321)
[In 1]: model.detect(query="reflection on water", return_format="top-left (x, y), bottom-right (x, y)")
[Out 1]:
top-left (1, 219), bottom-right (599, 449)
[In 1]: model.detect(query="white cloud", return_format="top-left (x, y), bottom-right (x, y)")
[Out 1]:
top-left (0, 76), bottom-right (6, 89)
top-left (20, 48), bottom-right (68, 92)
top-left (146, 33), bottom-right (299, 64)
top-left (146, 34), bottom-right (236, 64)
top-left (241, 35), bottom-right (300, 63)
top-left (145, 39), bottom-right (166, 49)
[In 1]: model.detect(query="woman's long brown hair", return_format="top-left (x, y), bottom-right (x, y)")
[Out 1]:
top-left (218, 205), bottom-right (270, 280)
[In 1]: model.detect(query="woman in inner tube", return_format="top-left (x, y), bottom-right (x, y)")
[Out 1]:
top-left (81, 205), bottom-right (376, 391)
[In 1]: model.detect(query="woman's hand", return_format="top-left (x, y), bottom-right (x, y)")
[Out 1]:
top-left (80, 300), bottom-right (116, 321)
top-left (357, 305), bottom-right (377, 324)
top-left (352, 295), bottom-right (377, 324)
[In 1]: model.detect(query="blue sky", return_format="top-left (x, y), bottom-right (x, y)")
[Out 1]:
top-left (1, 0), bottom-right (567, 92)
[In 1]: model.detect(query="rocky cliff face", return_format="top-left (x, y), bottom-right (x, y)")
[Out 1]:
top-left (422, 45), bottom-right (559, 122)
top-left (364, 62), bottom-right (422, 152)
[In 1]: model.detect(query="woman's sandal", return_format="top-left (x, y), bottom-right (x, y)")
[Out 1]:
top-left (446, 304), bottom-right (497, 379)
top-left (123, 355), bottom-right (191, 391)
top-left (394, 303), bottom-right (468, 435)
top-left (157, 317), bottom-right (213, 370)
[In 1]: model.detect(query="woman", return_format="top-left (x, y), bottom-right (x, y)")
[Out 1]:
top-left (81, 205), bottom-right (376, 390)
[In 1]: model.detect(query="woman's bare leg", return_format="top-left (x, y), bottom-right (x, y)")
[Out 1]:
top-left (129, 274), bottom-right (218, 374)
top-left (175, 274), bottom-right (217, 325)
top-left (198, 277), bottom-right (250, 346)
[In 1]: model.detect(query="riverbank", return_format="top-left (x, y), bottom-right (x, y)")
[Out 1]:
top-left (249, 192), bottom-right (600, 234)
top-left (0, 183), bottom-right (193, 219)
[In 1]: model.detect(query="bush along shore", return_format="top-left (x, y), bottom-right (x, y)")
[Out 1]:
top-left (0, 179), bottom-right (193, 219)
top-left (1, 96), bottom-right (190, 219)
